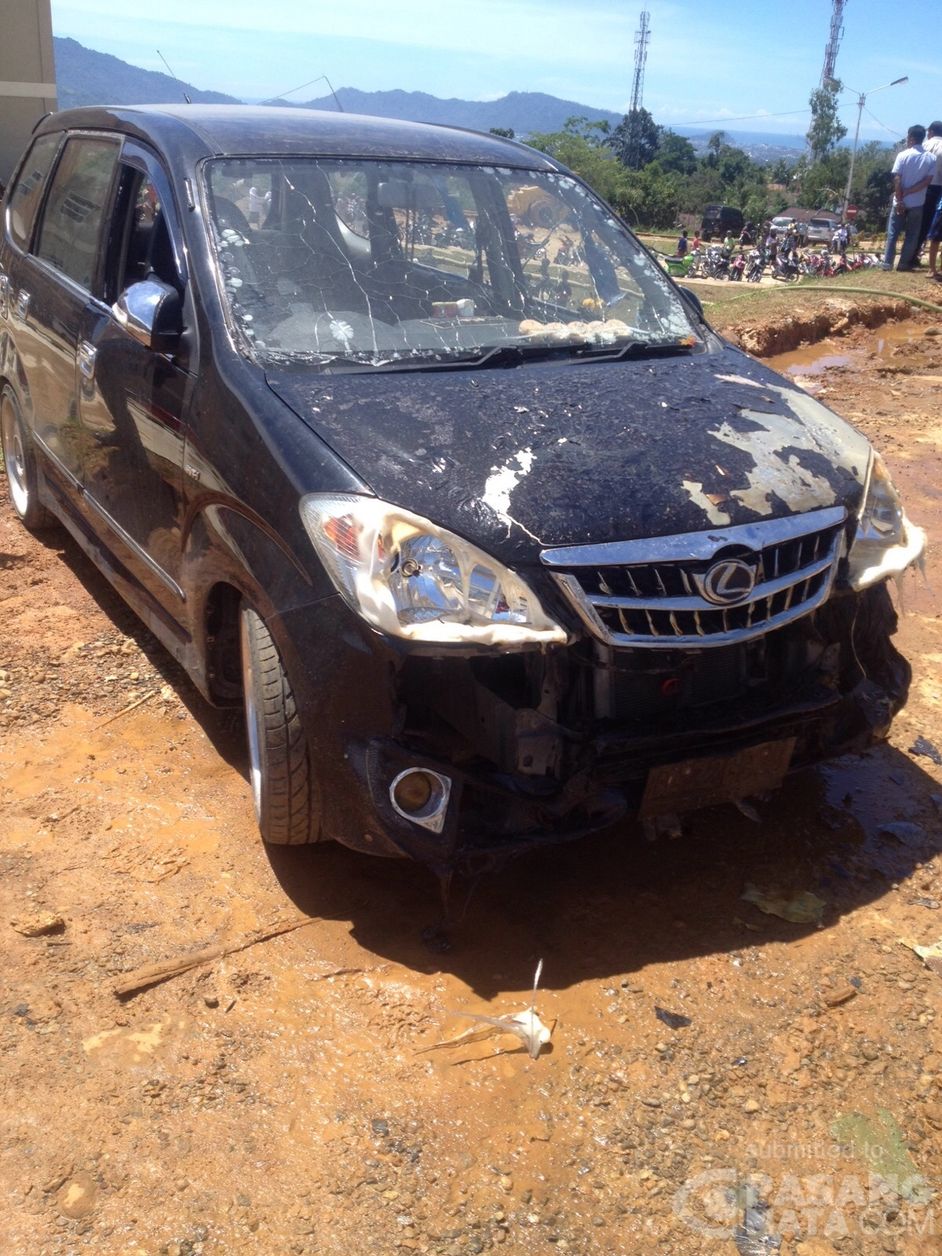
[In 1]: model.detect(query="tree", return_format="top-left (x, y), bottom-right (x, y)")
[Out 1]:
top-left (652, 129), bottom-right (697, 176)
top-left (526, 121), bottom-right (631, 210)
top-left (705, 131), bottom-right (727, 167)
top-left (489, 127), bottom-right (515, 140)
top-left (806, 83), bottom-right (847, 162)
top-left (610, 107), bottom-right (660, 170)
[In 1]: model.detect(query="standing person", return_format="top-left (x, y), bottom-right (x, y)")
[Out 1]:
top-left (916, 120), bottom-right (942, 259)
top-left (692, 230), bottom-right (702, 252)
top-left (883, 125), bottom-right (937, 271)
top-left (676, 229), bottom-right (689, 257)
top-left (927, 197), bottom-right (942, 279)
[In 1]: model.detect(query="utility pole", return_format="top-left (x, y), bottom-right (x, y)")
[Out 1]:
top-left (626, 9), bottom-right (651, 168)
top-left (820, 0), bottom-right (846, 87)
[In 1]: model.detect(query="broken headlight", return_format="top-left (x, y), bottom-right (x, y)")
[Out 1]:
top-left (846, 452), bottom-right (925, 590)
top-left (300, 494), bottom-right (567, 645)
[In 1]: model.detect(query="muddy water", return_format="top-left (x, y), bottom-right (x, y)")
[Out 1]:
top-left (2, 318), bottom-right (942, 1254)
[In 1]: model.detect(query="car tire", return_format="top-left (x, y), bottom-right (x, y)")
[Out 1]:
top-left (0, 384), bottom-right (57, 530)
top-left (239, 602), bottom-right (319, 845)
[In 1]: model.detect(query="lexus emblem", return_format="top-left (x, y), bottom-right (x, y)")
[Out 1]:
top-left (697, 557), bottom-right (757, 606)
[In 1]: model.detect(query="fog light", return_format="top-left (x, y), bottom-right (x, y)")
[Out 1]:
top-left (389, 768), bottom-right (452, 834)
top-left (393, 771), bottom-right (433, 813)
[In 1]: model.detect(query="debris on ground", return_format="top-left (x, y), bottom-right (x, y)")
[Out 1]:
top-left (419, 959), bottom-right (553, 1060)
top-left (831, 1109), bottom-right (930, 1201)
top-left (112, 916), bottom-right (319, 997)
top-left (879, 819), bottom-right (926, 846)
top-left (10, 912), bottom-right (66, 937)
top-left (654, 1005), bottom-right (692, 1030)
top-left (740, 884), bottom-right (826, 925)
top-left (901, 937), bottom-right (942, 976)
top-left (909, 735), bottom-right (942, 765)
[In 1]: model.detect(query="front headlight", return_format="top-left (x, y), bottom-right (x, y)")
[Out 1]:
top-left (846, 452), bottom-right (925, 590)
top-left (300, 494), bottom-right (567, 645)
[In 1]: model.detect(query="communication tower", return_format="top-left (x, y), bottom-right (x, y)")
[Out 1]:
top-left (820, 0), bottom-right (846, 86)
top-left (629, 9), bottom-right (651, 116)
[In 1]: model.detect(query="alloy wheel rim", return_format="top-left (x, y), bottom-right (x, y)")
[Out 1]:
top-left (2, 404), bottom-right (30, 519)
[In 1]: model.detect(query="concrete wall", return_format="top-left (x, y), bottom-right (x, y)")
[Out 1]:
top-left (0, 0), bottom-right (57, 187)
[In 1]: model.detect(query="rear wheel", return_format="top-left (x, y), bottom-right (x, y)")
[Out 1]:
top-left (0, 385), bottom-right (57, 530)
top-left (239, 602), bottom-right (318, 845)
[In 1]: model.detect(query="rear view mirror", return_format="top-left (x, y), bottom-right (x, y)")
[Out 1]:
top-left (113, 279), bottom-right (182, 352)
top-left (376, 179), bottom-right (440, 211)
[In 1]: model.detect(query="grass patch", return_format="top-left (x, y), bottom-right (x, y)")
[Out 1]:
top-left (697, 268), bottom-right (937, 332)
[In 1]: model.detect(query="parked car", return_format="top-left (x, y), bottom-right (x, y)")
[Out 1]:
top-left (769, 215), bottom-right (806, 244)
top-left (806, 215), bottom-right (843, 244)
top-left (700, 204), bottom-right (744, 241)
top-left (0, 106), bottom-right (925, 874)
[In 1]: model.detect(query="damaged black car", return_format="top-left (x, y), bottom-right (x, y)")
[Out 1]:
top-left (0, 106), bottom-right (925, 874)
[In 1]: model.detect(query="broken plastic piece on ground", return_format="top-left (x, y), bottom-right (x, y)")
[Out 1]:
top-left (909, 735), bottom-right (942, 766)
top-left (902, 937), bottom-right (942, 976)
top-left (418, 958), bottom-right (553, 1060)
top-left (740, 884), bottom-right (826, 925)
top-left (733, 1192), bottom-right (782, 1255)
top-left (831, 1109), bottom-right (931, 1202)
top-left (654, 1005), bottom-right (692, 1030)
top-left (641, 812), bottom-right (683, 842)
top-left (733, 797), bottom-right (761, 823)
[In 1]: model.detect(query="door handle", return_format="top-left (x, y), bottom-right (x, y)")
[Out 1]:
top-left (78, 340), bottom-right (97, 382)
top-left (14, 289), bottom-right (30, 320)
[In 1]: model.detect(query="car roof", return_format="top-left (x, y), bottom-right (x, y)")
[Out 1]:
top-left (34, 104), bottom-right (559, 171)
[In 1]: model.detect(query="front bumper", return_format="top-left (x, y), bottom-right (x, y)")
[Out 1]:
top-left (275, 581), bottom-right (910, 873)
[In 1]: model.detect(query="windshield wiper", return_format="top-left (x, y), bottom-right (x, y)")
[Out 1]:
top-left (263, 338), bottom-right (698, 374)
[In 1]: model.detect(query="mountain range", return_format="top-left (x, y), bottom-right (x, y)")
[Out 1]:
top-left (52, 36), bottom-right (809, 159)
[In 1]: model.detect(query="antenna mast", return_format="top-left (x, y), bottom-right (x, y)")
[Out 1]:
top-left (624, 8), bottom-right (651, 169)
top-left (629, 9), bottom-right (650, 117)
top-left (820, 0), bottom-right (846, 86)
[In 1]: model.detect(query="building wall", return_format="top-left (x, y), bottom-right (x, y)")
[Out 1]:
top-left (0, 0), bottom-right (57, 187)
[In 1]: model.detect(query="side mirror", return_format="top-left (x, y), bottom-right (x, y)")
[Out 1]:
top-left (113, 279), bottom-right (182, 352)
top-left (678, 285), bottom-right (705, 323)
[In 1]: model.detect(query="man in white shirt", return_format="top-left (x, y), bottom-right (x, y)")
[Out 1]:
top-left (883, 125), bottom-right (937, 270)
top-left (916, 120), bottom-right (942, 260)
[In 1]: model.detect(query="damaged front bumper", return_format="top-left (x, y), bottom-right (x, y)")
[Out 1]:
top-left (281, 579), bottom-right (911, 874)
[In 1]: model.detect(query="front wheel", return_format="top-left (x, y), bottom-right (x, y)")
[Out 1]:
top-left (0, 385), bottom-right (57, 530)
top-left (240, 603), bottom-right (319, 845)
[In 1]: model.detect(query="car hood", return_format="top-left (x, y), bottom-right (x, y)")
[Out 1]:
top-left (265, 343), bottom-right (871, 565)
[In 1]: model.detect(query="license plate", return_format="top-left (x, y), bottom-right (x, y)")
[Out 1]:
top-left (640, 738), bottom-right (797, 817)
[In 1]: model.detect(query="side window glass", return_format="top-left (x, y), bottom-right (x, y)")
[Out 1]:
top-left (36, 137), bottom-right (119, 291)
top-left (119, 173), bottom-right (179, 292)
top-left (7, 133), bottom-right (61, 250)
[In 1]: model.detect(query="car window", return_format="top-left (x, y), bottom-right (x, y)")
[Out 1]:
top-left (35, 137), bottom-right (120, 291)
top-left (6, 133), bottom-right (61, 251)
top-left (205, 157), bottom-right (699, 368)
top-left (116, 171), bottom-right (180, 293)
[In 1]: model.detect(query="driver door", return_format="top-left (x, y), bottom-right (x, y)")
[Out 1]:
top-left (77, 143), bottom-right (195, 614)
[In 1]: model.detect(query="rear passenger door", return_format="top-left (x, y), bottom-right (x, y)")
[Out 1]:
top-left (7, 134), bottom-right (120, 497)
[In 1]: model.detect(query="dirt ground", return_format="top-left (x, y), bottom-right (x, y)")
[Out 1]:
top-left (2, 306), bottom-right (942, 1256)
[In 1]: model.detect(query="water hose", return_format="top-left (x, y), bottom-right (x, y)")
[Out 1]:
top-left (799, 285), bottom-right (942, 314)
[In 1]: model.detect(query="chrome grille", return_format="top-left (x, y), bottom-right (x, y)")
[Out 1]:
top-left (542, 506), bottom-right (847, 649)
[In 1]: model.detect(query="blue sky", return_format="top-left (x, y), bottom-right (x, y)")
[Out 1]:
top-left (51, 0), bottom-right (940, 142)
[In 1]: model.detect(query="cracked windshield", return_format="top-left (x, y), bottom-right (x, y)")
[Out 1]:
top-left (206, 159), bottom-right (697, 366)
